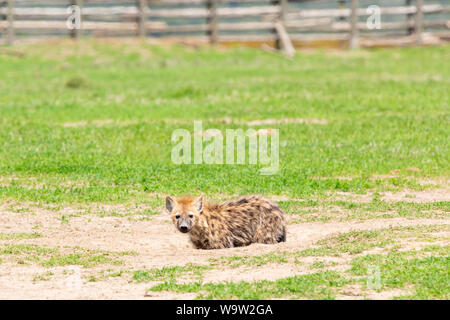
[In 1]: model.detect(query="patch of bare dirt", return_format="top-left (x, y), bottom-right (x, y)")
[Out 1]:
top-left (394, 239), bottom-right (450, 252)
top-left (381, 189), bottom-right (449, 203)
top-left (61, 120), bottom-right (142, 128)
top-left (416, 178), bottom-right (450, 187)
top-left (327, 191), bottom-right (373, 203)
top-left (299, 49), bottom-right (371, 58)
top-left (0, 201), bottom-right (448, 299)
top-left (0, 266), bottom-right (195, 300)
top-left (246, 118), bottom-right (328, 126)
top-left (313, 176), bottom-right (354, 181)
top-left (202, 264), bottom-right (302, 284)
top-left (336, 284), bottom-right (409, 300)
top-left (201, 256), bottom-right (349, 284)
top-left (325, 186), bottom-right (450, 204)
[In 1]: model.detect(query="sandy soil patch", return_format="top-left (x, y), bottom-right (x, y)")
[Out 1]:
top-left (61, 120), bottom-right (142, 128)
top-left (327, 191), bottom-right (373, 203)
top-left (201, 264), bottom-right (304, 284)
top-left (0, 200), bottom-right (448, 299)
top-left (337, 284), bottom-right (409, 300)
top-left (202, 256), bottom-right (350, 284)
top-left (326, 187), bottom-right (449, 204)
top-left (246, 118), bottom-right (328, 126)
top-left (0, 266), bottom-right (195, 300)
top-left (381, 189), bottom-right (449, 203)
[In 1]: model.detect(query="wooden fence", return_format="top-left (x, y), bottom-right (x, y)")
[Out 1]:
top-left (0, 0), bottom-right (449, 49)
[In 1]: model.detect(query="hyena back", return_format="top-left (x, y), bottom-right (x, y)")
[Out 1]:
top-left (165, 195), bottom-right (286, 249)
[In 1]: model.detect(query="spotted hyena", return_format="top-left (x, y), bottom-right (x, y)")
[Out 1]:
top-left (165, 195), bottom-right (286, 249)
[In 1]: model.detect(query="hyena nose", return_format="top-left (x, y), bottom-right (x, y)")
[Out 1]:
top-left (179, 219), bottom-right (190, 233)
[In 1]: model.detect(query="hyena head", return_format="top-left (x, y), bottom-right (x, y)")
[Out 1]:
top-left (165, 196), bottom-right (203, 233)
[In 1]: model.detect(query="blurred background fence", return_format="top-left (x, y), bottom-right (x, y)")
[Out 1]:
top-left (0, 0), bottom-right (449, 48)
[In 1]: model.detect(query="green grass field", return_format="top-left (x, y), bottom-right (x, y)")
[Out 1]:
top-left (1, 40), bottom-right (449, 203)
top-left (0, 40), bottom-right (448, 299)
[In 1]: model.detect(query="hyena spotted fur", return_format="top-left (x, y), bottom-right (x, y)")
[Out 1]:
top-left (165, 195), bottom-right (287, 249)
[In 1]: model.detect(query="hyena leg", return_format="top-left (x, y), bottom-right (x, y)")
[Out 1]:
top-left (277, 226), bottom-right (286, 243)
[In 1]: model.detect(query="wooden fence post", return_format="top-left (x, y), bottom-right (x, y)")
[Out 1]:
top-left (0, 2), bottom-right (4, 37)
top-left (280, 0), bottom-right (287, 23)
top-left (6, 0), bottom-right (14, 45)
top-left (207, 0), bottom-right (218, 44)
top-left (349, 0), bottom-right (359, 49)
top-left (406, 0), bottom-right (414, 35)
top-left (69, 0), bottom-right (82, 40)
top-left (274, 0), bottom-right (295, 57)
top-left (137, 0), bottom-right (147, 38)
top-left (338, 0), bottom-right (346, 22)
top-left (415, 0), bottom-right (423, 45)
top-left (272, 0), bottom-right (286, 49)
top-left (275, 21), bottom-right (295, 58)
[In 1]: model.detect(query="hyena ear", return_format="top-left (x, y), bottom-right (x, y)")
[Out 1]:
top-left (194, 195), bottom-right (203, 213)
top-left (165, 196), bottom-right (175, 213)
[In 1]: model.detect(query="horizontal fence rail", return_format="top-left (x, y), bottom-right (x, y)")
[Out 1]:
top-left (0, 0), bottom-right (449, 48)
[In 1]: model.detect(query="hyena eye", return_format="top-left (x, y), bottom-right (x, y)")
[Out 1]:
top-left (175, 214), bottom-right (180, 219)
top-left (189, 214), bottom-right (193, 218)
